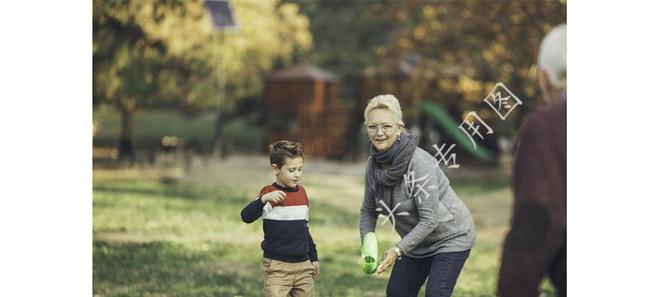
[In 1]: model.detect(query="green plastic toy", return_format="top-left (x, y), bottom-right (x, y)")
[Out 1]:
top-left (361, 232), bottom-right (379, 274)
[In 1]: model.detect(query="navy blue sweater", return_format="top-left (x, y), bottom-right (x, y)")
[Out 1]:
top-left (240, 183), bottom-right (318, 263)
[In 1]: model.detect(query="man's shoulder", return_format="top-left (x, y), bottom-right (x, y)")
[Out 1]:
top-left (527, 99), bottom-right (566, 127)
top-left (517, 99), bottom-right (567, 153)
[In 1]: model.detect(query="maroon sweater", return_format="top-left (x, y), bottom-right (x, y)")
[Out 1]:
top-left (498, 99), bottom-right (567, 297)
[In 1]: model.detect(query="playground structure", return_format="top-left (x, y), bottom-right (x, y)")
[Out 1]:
top-left (263, 64), bottom-right (356, 159)
top-left (418, 101), bottom-right (493, 161)
top-left (263, 64), bottom-right (496, 161)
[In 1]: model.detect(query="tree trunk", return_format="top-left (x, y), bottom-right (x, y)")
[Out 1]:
top-left (118, 107), bottom-right (136, 162)
top-left (213, 111), bottom-right (226, 158)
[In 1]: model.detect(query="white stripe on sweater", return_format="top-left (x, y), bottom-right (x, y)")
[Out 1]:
top-left (263, 205), bottom-right (308, 221)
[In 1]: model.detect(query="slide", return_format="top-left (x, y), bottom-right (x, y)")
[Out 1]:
top-left (418, 101), bottom-right (493, 161)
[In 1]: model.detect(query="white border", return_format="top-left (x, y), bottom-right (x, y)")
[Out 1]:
top-left (0, 1), bottom-right (91, 296)
top-left (570, 1), bottom-right (660, 296)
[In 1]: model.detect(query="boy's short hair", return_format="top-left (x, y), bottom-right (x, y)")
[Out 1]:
top-left (269, 140), bottom-right (304, 168)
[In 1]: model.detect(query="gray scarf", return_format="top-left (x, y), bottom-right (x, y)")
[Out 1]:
top-left (366, 129), bottom-right (419, 207)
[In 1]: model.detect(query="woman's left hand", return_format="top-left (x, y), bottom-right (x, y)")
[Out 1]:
top-left (376, 247), bottom-right (398, 275)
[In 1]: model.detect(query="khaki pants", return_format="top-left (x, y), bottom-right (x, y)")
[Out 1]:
top-left (261, 257), bottom-right (315, 297)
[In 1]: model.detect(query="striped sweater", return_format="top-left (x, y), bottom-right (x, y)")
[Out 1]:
top-left (240, 183), bottom-right (318, 263)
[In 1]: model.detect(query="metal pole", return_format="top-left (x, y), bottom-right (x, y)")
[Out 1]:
top-left (213, 32), bottom-right (226, 158)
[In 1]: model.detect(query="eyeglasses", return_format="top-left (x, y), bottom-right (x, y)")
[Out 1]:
top-left (366, 123), bottom-right (397, 134)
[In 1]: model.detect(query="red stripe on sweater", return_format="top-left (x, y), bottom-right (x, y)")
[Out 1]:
top-left (260, 185), bottom-right (309, 207)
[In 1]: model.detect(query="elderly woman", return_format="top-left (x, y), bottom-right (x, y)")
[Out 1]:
top-left (359, 94), bottom-right (476, 297)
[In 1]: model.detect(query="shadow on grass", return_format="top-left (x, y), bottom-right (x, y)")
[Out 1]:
top-left (93, 240), bottom-right (263, 297)
top-left (94, 182), bottom-right (218, 199)
top-left (93, 180), bottom-right (247, 202)
top-left (93, 240), bottom-right (393, 297)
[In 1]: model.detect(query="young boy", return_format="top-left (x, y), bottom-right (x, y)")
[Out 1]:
top-left (240, 140), bottom-right (320, 297)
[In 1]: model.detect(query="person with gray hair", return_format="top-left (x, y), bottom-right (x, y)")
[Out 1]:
top-left (359, 94), bottom-right (476, 297)
top-left (538, 23), bottom-right (567, 102)
top-left (498, 24), bottom-right (567, 297)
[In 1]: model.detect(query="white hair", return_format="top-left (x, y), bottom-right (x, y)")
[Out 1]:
top-left (363, 94), bottom-right (404, 126)
top-left (538, 24), bottom-right (567, 89)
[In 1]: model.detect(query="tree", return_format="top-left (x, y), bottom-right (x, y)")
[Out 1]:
top-left (292, 0), bottom-right (565, 152)
top-left (289, 0), bottom-right (400, 100)
top-left (94, 0), bottom-right (216, 160)
top-left (93, 0), bottom-right (311, 160)
top-left (377, 0), bottom-right (566, 135)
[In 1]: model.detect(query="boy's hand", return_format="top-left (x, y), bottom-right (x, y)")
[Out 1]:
top-left (311, 261), bottom-right (320, 279)
top-left (261, 191), bottom-right (286, 204)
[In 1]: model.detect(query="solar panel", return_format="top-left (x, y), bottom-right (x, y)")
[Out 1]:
top-left (204, 0), bottom-right (237, 30)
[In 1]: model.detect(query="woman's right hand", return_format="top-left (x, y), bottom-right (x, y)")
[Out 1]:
top-left (376, 247), bottom-right (398, 275)
top-left (261, 190), bottom-right (286, 204)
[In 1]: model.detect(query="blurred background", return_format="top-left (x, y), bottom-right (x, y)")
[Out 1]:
top-left (93, 0), bottom-right (566, 296)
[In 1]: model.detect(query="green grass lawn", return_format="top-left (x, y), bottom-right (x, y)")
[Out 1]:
top-left (93, 161), bottom-right (557, 297)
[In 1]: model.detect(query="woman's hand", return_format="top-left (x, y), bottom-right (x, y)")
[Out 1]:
top-left (261, 191), bottom-right (286, 204)
top-left (311, 261), bottom-right (320, 278)
top-left (376, 247), bottom-right (398, 275)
